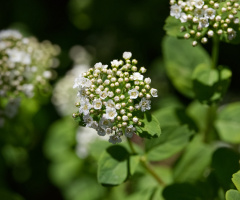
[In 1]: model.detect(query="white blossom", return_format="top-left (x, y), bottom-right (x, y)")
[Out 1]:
top-left (109, 135), bottom-right (122, 144)
top-left (204, 8), bottom-right (216, 20)
top-left (132, 72), bottom-right (143, 81)
top-left (139, 97), bottom-right (151, 112)
top-left (105, 99), bottom-right (115, 109)
top-left (111, 59), bottom-right (122, 67)
top-left (170, 4), bottom-right (182, 19)
top-left (150, 88), bottom-right (158, 97)
top-left (128, 88), bottom-right (139, 99)
top-left (123, 52), bottom-right (132, 60)
top-left (100, 90), bottom-right (108, 99)
top-left (195, 0), bottom-right (204, 9)
top-left (125, 125), bottom-right (136, 138)
top-left (93, 98), bottom-right (102, 110)
top-left (105, 108), bottom-right (117, 120)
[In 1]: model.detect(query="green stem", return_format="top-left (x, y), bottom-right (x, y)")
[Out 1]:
top-left (202, 36), bottom-right (220, 142)
top-left (212, 35), bottom-right (219, 69)
top-left (127, 137), bottom-right (137, 154)
top-left (203, 104), bottom-right (217, 143)
top-left (140, 156), bottom-right (166, 186)
top-left (127, 138), bottom-right (165, 186)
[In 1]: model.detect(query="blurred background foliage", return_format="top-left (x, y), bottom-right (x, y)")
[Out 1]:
top-left (0, 0), bottom-right (240, 199)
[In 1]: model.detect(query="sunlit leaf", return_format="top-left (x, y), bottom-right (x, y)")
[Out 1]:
top-left (163, 36), bottom-right (211, 98)
top-left (97, 145), bottom-right (129, 185)
top-left (215, 102), bottom-right (240, 144)
top-left (136, 112), bottom-right (161, 139)
top-left (145, 125), bottom-right (193, 161)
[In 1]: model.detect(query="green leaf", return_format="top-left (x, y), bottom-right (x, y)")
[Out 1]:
top-left (232, 171), bottom-right (240, 191)
top-left (162, 36), bottom-right (211, 98)
top-left (192, 64), bottom-right (232, 104)
top-left (164, 16), bottom-right (188, 38)
top-left (186, 101), bottom-right (210, 133)
top-left (226, 171), bottom-right (240, 200)
top-left (215, 102), bottom-right (240, 144)
top-left (173, 135), bottom-right (213, 182)
top-left (136, 112), bottom-right (161, 139)
top-left (97, 145), bottom-right (129, 185)
top-left (226, 190), bottom-right (240, 200)
top-left (153, 106), bottom-right (198, 131)
top-left (129, 155), bottom-right (140, 175)
top-left (145, 125), bottom-right (193, 161)
top-left (211, 148), bottom-right (240, 190)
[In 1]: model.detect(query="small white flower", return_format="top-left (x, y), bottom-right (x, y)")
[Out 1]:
top-left (150, 88), bottom-right (158, 97)
top-left (128, 88), bottom-right (139, 99)
top-left (100, 90), bottom-right (108, 99)
top-left (199, 17), bottom-right (209, 28)
top-left (194, 8), bottom-right (204, 18)
top-left (132, 72), bottom-right (143, 81)
top-left (22, 84), bottom-right (34, 97)
top-left (123, 52), bottom-right (132, 60)
top-left (94, 62), bottom-right (102, 69)
top-left (90, 121), bottom-right (98, 129)
top-left (170, 4), bottom-right (182, 19)
top-left (111, 60), bottom-right (122, 67)
top-left (97, 127), bottom-right (106, 136)
top-left (73, 75), bottom-right (92, 89)
top-left (99, 115), bottom-right (112, 128)
top-left (180, 12), bottom-right (188, 23)
top-left (105, 99), bottom-right (115, 108)
top-left (139, 97), bottom-right (151, 112)
top-left (106, 128), bottom-right (112, 134)
top-left (79, 99), bottom-right (92, 115)
top-left (105, 107), bottom-right (117, 120)
top-left (83, 114), bottom-right (93, 126)
top-left (109, 135), bottom-right (122, 144)
top-left (125, 125), bottom-right (136, 138)
top-left (93, 98), bottom-right (102, 110)
top-left (115, 103), bottom-right (121, 110)
top-left (195, 0), bottom-right (204, 9)
top-left (108, 91), bottom-right (114, 98)
top-left (144, 77), bottom-right (151, 84)
top-left (204, 8), bottom-right (216, 20)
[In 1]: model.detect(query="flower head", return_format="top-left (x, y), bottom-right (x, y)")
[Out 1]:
top-left (168, 0), bottom-right (240, 45)
top-left (0, 29), bottom-right (60, 126)
top-left (73, 52), bottom-right (158, 144)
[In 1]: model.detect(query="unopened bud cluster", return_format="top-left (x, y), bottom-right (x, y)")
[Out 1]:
top-left (0, 30), bottom-right (60, 126)
top-left (72, 52), bottom-right (158, 144)
top-left (170, 0), bottom-right (240, 46)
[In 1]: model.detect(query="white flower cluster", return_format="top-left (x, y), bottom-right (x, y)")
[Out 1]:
top-left (170, 0), bottom-right (240, 46)
top-left (73, 52), bottom-right (158, 144)
top-left (0, 29), bottom-right (60, 126)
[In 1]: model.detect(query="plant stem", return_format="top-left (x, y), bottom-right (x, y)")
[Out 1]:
top-left (126, 138), bottom-right (165, 186)
top-left (212, 35), bottom-right (219, 69)
top-left (140, 156), bottom-right (166, 186)
top-left (203, 36), bottom-right (220, 142)
top-left (203, 104), bottom-right (217, 143)
top-left (127, 137), bottom-right (137, 154)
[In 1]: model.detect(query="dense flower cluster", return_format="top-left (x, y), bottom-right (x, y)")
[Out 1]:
top-left (170, 0), bottom-right (240, 46)
top-left (73, 52), bottom-right (158, 144)
top-left (0, 29), bottom-right (60, 126)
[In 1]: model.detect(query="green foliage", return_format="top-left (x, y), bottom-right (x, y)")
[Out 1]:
top-left (211, 148), bottom-right (240, 190)
top-left (163, 16), bottom-right (188, 38)
top-left (145, 125), bottom-right (193, 161)
top-left (192, 64), bottom-right (232, 104)
top-left (215, 102), bottom-right (240, 144)
top-left (97, 145), bottom-right (130, 185)
top-left (136, 112), bottom-right (161, 139)
top-left (173, 136), bottom-right (213, 183)
top-left (162, 36), bottom-right (211, 98)
top-left (226, 171), bottom-right (240, 200)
